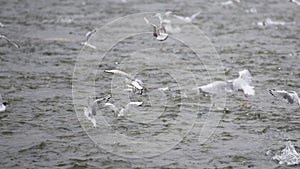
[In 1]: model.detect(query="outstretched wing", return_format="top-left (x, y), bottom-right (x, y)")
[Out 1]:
top-left (104, 69), bottom-right (134, 80)
top-left (172, 14), bottom-right (186, 22)
top-left (102, 103), bottom-right (119, 112)
top-left (124, 102), bottom-right (143, 111)
top-left (190, 11), bottom-right (201, 20)
top-left (85, 28), bottom-right (97, 41)
top-left (238, 69), bottom-right (252, 83)
top-left (0, 35), bottom-right (20, 48)
top-left (269, 89), bottom-right (295, 104)
top-left (84, 107), bottom-right (97, 127)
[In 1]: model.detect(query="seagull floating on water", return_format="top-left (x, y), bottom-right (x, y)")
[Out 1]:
top-left (81, 28), bottom-right (97, 49)
top-left (290, 0), bottom-right (300, 6)
top-left (269, 89), bottom-right (300, 106)
top-left (105, 69), bottom-right (144, 94)
top-left (197, 69), bottom-right (255, 96)
top-left (0, 35), bottom-right (20, 48)
top-left (102, 101), bottom-right (143, 117)
top-left (0, 94), bottom-right (8, 112)
top-left (0, 22), bottom-right (4, 27)
top-left (171, 11), bottom-right (201, 23)
top-left (84, 95), bottom-right (111, 127)
top-left (144, 16), bottom-right (168, 41)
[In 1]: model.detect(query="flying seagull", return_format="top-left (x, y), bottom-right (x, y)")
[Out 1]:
top-left (144, 16), bottom-right (168, 41)
top-left (0, 35), bottom-right (20, 48)
top-left (84, 95), bottom-right (111, 127)
top-left (81, 28), bottom-right (97, 49)
top-left (105, 69), bottom-right (144, 94)
top-left (269, 89), bottom-right (300, 106)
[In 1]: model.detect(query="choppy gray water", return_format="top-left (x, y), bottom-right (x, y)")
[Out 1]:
top-left (0, 0), bottom-right (299, 168)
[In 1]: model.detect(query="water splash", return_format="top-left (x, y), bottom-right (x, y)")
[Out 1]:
top-left (273, 141), bottom-right (300, 166)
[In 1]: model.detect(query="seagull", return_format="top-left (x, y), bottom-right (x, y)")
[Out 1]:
top-left (84, 95), bottom-right (111, 127)
top-left (0, 22), bottom-right (4, 27)
top-left (144, 16), bottom-right (168, 41)
top-left (104, 69), bottom-right (144, 94)
top-left (290, 0), bottom-right (300, 6)
top-left (0, 94), bottom-right (8, 112)
top-left (0, 35), bottom-right (20, 48)
top-left (171, 11), bottom-right (201, 23)
top-left (269, 89), bottom-right (300, 106)
top-left (197, 69), bottom-right (255, 96)
top-left (102, 101), bottom-right (143, 117)
top-left (81, 28), bottom-right (97, 49)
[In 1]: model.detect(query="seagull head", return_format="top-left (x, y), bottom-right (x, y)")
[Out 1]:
top-left (2, 102), bottom-right (8, 106)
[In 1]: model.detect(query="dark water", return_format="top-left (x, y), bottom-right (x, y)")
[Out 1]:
top-left (0, 0), bottom-right (299, 168)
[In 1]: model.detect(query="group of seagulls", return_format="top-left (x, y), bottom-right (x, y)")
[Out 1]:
top-left (83, 67), bottom-right (300, 127)
top-left (83, 69), bottom-right (146, 127)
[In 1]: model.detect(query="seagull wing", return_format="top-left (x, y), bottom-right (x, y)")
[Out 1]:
top-left (172, 14), bottom-right (187, 22)
top-left (124, 102), bottom-right (143, 111)
top-left (0, 35), bottom-right (20, 48)
top-left (269, 89), bottom-right (296, 104)
top-left (102, 103), bottom-right (119, 112)
top-left (241, 84), bottom-right (255, 96)
top-left (104, 69), bottom-right (134, 80)
top-left (85, 28), bottom-right (97, 41)
top-left (190, 11), bottom-right (201, 20)
top-left (238, 69), bottom-right (252, 83)
top-left (84, 107), bottom-right (97, 127)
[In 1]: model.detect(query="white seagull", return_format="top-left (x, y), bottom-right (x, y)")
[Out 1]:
top-left (0, 94), bottom-right (8, 112)
top-left (102, 101), bottom-right (143, 117)
top-left (84, 95), bottom-right (111, 127)
top-left (290, 0), bottom-right (300, 6)
top-left (171, 11), bottom-right (201, 23)
top-left (197, 69), bottom-right (255, 96)
top-left (81, 28), bottom-right (97, 49)
top-left (269, 89), bottom-right (300, 106)
top-left (144, 16), bottom-right (168, 41)
top-left (0, 35), bottom-right (20, 48)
